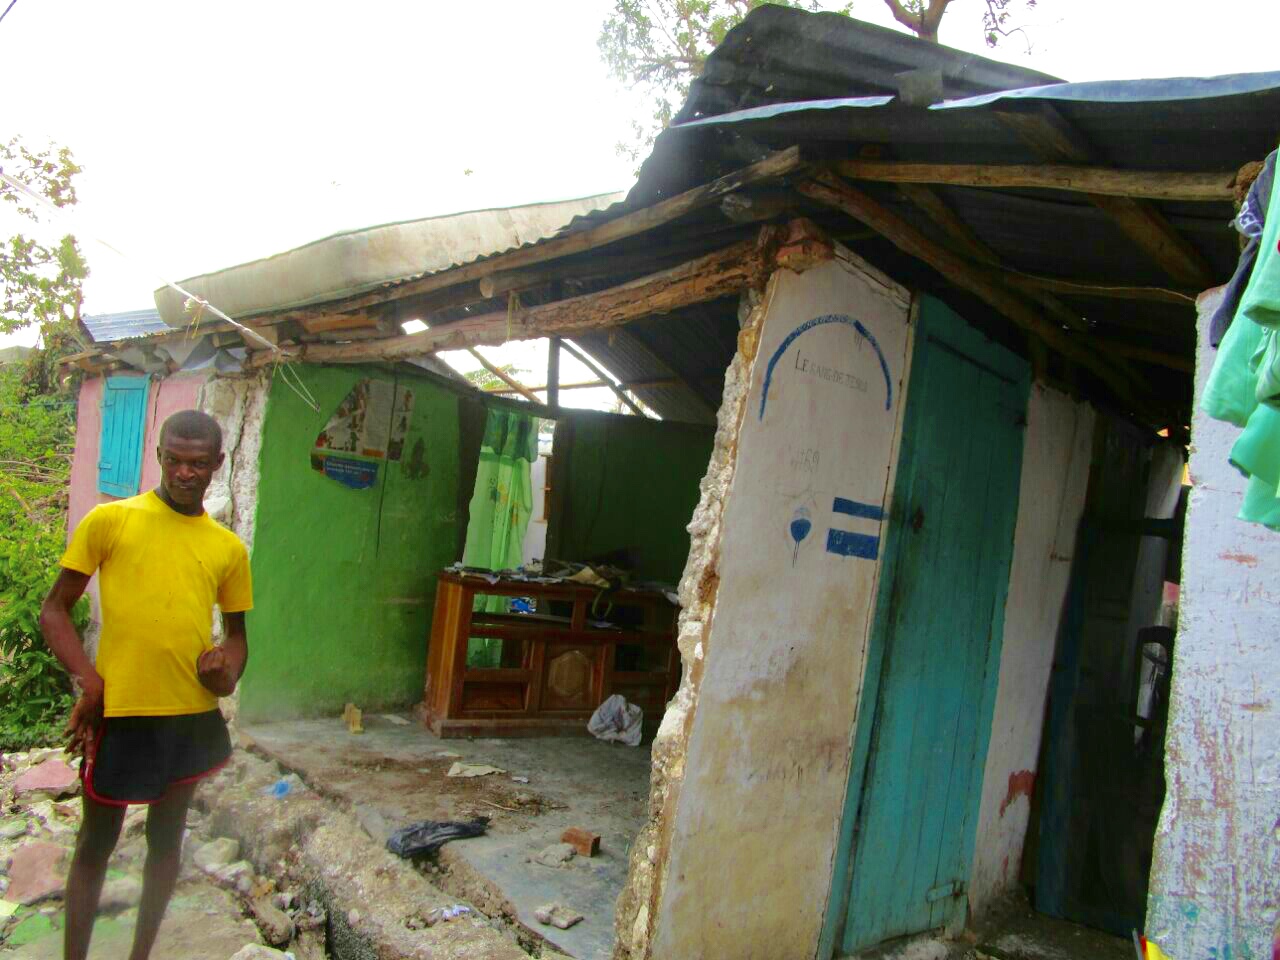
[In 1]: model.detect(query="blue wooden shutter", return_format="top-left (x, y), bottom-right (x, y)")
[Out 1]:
top-left (98, 376), bottom-right (150, 497)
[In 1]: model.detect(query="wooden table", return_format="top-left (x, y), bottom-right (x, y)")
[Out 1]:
top-left (421, 571), bottom-right (681, 738)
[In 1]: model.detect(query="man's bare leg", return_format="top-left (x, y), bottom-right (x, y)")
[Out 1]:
top-left (65, 794), bottom-right (126, 960)
top-left (127, 781), bottom-right (197, 960)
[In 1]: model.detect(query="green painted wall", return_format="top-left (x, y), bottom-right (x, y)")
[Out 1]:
top-left (241, 365), bottom-right (461, 721)
top-left (548, 411), bottom-right (714, 583)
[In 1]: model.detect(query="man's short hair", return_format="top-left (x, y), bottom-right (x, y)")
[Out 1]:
top-left (159, 410), bottom-right (223, 454)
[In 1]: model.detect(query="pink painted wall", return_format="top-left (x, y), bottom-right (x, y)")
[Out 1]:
top-left (67, 373), bottom-right (208, 622)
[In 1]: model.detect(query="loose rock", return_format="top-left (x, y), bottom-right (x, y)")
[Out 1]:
top-left (99, 875), bottom-right (144, 912)
top-left (195, 837), bottom-right (241, 873)
top-left (534, 902), bottom-right (584, 930)
top-left (14, 758), bottom-right (80, 801)
top-left (7, 840), bottom-right (68, 904)
top-left (251, 895), bottom-right (295, 945)
top-left (533, 842), bottom-right (577, 867)
top-left (0, 819), bottom-right (29, 840)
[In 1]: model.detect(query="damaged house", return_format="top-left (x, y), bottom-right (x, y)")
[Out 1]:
top-left (60, 8), bottom-right (1279, 960)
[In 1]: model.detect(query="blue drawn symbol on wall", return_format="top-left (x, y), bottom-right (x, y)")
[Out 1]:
top-left (759, 314), bottom-right (893, 420)
top-left (789, 507), bottom-right (813, 566)
top-left (826, 497), bottom-right (883, 560)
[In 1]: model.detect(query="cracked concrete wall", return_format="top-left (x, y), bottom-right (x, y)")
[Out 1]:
top-left (615, 252), bottom-right (914, 960)
top-left (1146, 289), bottom-right (1280, 959)
top-left (198, 370), bottom-right (269, 553)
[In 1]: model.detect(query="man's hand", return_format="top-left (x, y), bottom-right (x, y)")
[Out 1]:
top-left (65, 676), bottom-right (104, 761)
top-left (197, 646), bottom-right (240, 698)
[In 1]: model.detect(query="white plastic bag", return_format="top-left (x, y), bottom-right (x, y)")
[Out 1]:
top-left (588, 694), bottom-right (643, 747)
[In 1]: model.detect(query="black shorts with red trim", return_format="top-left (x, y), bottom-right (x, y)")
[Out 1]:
top-left (83, 709), bottom-right (232, 806)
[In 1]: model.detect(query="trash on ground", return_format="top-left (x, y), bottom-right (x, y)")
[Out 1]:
top-left (343, 702), bottom-right (364, 734)
top-left (511, 775), bottom-right (530, 784)
top-left (264, 774), bottom-right (304, 798)
top-left (561, 827), bottom-right (601, 857)
top-left (385, 817), bottom-right (489, 858)
top-left (381, 714), bottom-right (411, 725)
top-left (534, 902), bottom-right (585, 929)
top-left (587, 694), bottom-right (643, 746)
top-left (533, 842), bottom-right (577, 867)
top-left (426, 904), bottom-right (472, 925)
top-left (435, 750), bottom-right (462, 759)
top-left (446, 762), bottom-right (504, 778)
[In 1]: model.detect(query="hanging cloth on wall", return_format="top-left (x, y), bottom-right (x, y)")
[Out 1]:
top-left (1209, 150), bottom-right (1276, 347)
top-left (461, 408), bottom-right (538, 666)
top-left (1201, 156), bottom-right (1280, 529)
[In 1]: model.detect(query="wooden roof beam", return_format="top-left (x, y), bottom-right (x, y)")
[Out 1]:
top-left (248, 229), bottom-right (777, 369)
top-left (995, 104), bottom-right (1216, 289)
top-left (798, 173), bottom-right (1160, 420)
top-left (836, 159), bottom-right (1235, 202)
top-left (465, 347), bottom-right (541, 404)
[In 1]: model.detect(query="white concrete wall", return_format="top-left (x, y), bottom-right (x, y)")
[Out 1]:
top-left (648, 254), bottom-right (914, 960)
top-left (969, 386), bottom-right (1095, 914)
top-left (1146, 289), bottom-right (1280, 959)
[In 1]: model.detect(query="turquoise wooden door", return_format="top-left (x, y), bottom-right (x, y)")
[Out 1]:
top-left (98, 375), bottom-right (150, 497)
top-left (835, 297), bottom-right (1029, 954)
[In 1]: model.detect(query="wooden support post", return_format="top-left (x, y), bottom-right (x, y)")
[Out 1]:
top-left (798, 173), bottom-right (1154, 416)
top-left (835, 159), bottom-right (1235, 202)
top-left (547, 336), bottom-right (561, 411)
top-left (466, 347), bottom-right (541, 403)
top-left (560, 339), bottom-right (648, 417)
top-left (994, 105), bottom-right (1216, 289)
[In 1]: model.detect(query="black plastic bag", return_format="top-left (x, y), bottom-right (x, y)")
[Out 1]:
top-left (386, 817), bottom-right (489, 857)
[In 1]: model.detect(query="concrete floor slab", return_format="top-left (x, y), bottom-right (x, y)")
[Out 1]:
top-left (244, 714), bottom-right (653, 960)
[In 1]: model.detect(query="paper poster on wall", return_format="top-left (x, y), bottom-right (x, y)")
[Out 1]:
top-left (311, 379), bottom-right (415, 487)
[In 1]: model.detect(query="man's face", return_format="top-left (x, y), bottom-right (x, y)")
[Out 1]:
top-left (157, 435), bottom-right (224, 508)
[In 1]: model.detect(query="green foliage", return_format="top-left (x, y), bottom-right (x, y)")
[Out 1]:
top-left (0, 136), bottom-right (87, 750)
top-left (0, 364), bottom-right (85, 751)
top-left (464, 362), bottom-right (529, 393)
top-left (0, 137), bottom-right (88, 337)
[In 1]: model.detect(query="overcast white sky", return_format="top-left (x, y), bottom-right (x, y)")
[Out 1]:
top-left (2, 0), bottom-right (1278, 405)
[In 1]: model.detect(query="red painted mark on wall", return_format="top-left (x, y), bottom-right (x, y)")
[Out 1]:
top-left (1000, 770), bottom-right (1035, 817)
top-left (1219, 551), bottom-right (1260, 567)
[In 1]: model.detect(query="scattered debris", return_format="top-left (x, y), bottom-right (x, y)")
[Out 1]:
top-left (426, 904), bottom-right (472, 925)
top-left (14, 758), bottom-right (80, 801)
top-left (386, 817), bottom-right (489, 857)
top-left (264, 774), bottom-right (303, 798)
top-left (343, 702), bottom-right (364, 734)
top-left (381, 714), bottom-right (411, 725)
top-left (534, 903), bottom-right (584, 929)
top-left (446, 762), bottom-right (504, 778)
top-left (533, 843), bottom-right (577, 868)
top-left (0, 818), bottom-right (29, 840)
top-left (347, 908), bottom-right (361, 927)
top-left (194, 837), bottom-right (241, 873)
top-left (435, 750), bottom-right (462, 759)
top-left (561, 827), bottom-right (601, 857)
top-left (6, 840), bottom-right (68, 904)
top-left (587, 693), bottom-right (643, 746)
top-left (511, 776), bottom-right (530, 784)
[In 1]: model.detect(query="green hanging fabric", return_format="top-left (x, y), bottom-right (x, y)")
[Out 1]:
top-left (462, 408), bottom-right (538, 666)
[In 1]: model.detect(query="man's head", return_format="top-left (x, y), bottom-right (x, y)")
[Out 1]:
top-left (156, 410), bottom-right (224, 510)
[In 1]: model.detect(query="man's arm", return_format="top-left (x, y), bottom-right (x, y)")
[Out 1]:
top-left (39, 569), bottom-right (100, 756)
top-left (196, 612), bottom-right (248, 698)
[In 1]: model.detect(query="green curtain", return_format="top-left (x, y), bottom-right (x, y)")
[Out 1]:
top-left (462, 408), bottom-right (538, 666)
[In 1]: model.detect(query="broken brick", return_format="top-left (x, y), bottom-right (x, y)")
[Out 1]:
top-left (561, 827), bottom-right (600, 857)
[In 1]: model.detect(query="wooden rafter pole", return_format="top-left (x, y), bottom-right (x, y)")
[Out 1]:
top-left (608, 328), bottom-right (718, 419)
top-left (247, 147), bottom-right (805, 327)
top-left (465, 347), bottom-right (540, 403)
top-left (559, 339), bottom-right (648, 417)
top-left (994, 105), bottom-right (1216, 289)
top-left (248, 232), bottom-right (775, 368)
top-left (836, 159), bottom-right (1235, 202)
top-left (798, 173), bottom-right (1152, 416)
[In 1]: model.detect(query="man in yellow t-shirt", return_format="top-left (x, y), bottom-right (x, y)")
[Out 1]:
top-left (41, 409), bottom-right (252, 960)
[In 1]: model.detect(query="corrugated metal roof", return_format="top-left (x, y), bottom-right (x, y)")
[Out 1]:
top-left (82, 308), bottom-right (169, 343)
top-left (152, 192), bottom-right (624, 326)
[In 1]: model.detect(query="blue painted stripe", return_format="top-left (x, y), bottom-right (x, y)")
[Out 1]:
top-left (826, 529), bottom-right (880, 559)
top-left (759, 313), bottom-right (893, 420)
top-left (833, 497), bottom-right (883, 521)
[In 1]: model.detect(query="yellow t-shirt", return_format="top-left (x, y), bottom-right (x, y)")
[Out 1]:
top-left (60, 491), bottom-right (254, 717)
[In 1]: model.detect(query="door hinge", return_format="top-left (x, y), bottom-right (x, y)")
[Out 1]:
top-left (926, 880), bottom-right (965, 903)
